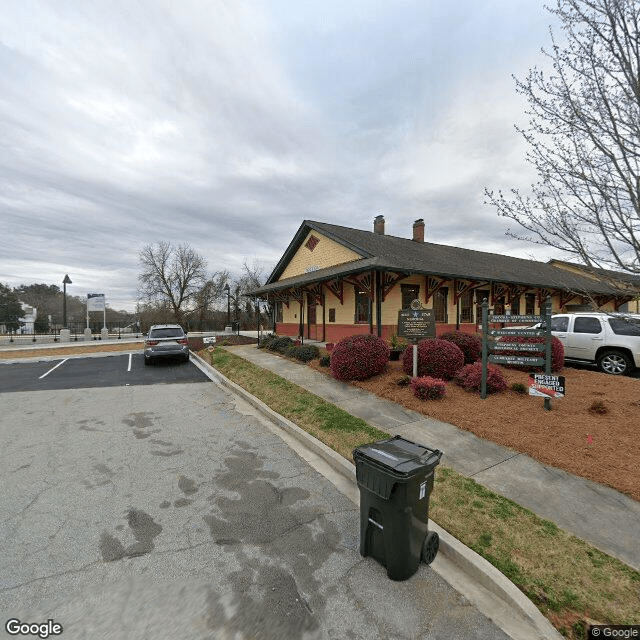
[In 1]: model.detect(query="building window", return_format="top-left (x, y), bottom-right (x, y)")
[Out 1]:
top-left (401, 284), bottom-right (420, 309)
top-left (433, 287), bottom-right (448, 323)
top-left (305, 235), bottom-right (319, 251)
top-left (510, 296), bottom-right (521, 315)
top-left (460, 290), bottom-right (473, 323)
top-left (274, 302), bottom-right (283, 324)
top-left (328, 308), bottom-right (336, 323)
top-left (525, 293), bottom-right (535, 316)
top-left (355, 288), bottom-right (370, 324)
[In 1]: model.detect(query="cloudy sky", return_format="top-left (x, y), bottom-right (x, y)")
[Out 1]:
top-left (1, 0), bottom-right (561, 311)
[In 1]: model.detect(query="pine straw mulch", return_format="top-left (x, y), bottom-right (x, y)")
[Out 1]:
top-left (310, 359), bottom-right (640, 502)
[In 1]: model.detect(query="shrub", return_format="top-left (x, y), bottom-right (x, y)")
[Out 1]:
top-left (496, 335), bottom-right (564, 372)
top-left (258, 334), bottom-right (277, 349)
top-left (588, 400), bottom-right (608, 415)
top-left (411, 376), bottom-right (447, 400)
top-left (454, 362), bottom-right (508, 394)
top-left (330, 334), bottom-right (390, 381)
top-left (319, 355), bottom-right (331, 367)
top-left (270, 336), bottom-right (295, 354)
top-left (295, 344), bottom-right (320, 362)
top-left (396, 374), bottom-right (411, 386)
top-left (440, 331), bottom-right (482, 364)
top-left (402, 338), bottom-right (465, 380)
top-left (510, 382), bottom-right (528, 395)
top-left (285, 345), bottom-right (299, 358)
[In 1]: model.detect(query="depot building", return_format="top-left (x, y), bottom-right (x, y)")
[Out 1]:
top-left (251, 217), bottom-right (640, 343)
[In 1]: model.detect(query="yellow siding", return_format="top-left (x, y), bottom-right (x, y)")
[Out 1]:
top-left (279, 231), bottom-right (362, 280)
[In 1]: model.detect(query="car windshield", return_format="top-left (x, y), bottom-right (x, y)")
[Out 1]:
top-left (150, 328), bottom-right (184, 339)
top-left (608, 318), bottom-right (640, 336)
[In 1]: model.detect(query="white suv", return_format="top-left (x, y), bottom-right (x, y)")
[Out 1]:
top-left (547, 313), bottom-right (640, 375)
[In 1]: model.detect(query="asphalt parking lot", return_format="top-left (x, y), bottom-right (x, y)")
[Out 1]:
top-left (0, 354), bottom-right (510, 640)
top-left (0, 353), bottom-right (210, 394)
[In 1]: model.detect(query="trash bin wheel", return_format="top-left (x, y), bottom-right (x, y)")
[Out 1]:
top-left (421, 531), bottom-right (439, 565)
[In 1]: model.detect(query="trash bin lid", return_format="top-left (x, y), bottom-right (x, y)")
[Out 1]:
top-left (354, 435), bottom-right (442, 477)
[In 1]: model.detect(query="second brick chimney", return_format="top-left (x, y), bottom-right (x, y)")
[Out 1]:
top-left (374, 214), bottom-right (385, 235)
top-left (412, 218), bottom-right (425, 242)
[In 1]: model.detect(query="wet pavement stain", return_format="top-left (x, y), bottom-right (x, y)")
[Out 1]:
top-left (82, 463), bottom-right (115, 489)
top-left (122, 412), bottom-right (161, 439)
top-left (202, 448), bottom-right (343, 637)
top-left (149, 439), bottom-right (174, 446)
top-left (93, 463), bottom-right (114, 476)
top-left (206, 564), bottom-right (320, 640)
top-left (78, 419), bottom-right (106, 432)
top-left (178, 475), bottom-right (198, 495)
top-left (99, 509), bottom-right (163, 561)
top-left (150, 448), bottom-right (183, 457)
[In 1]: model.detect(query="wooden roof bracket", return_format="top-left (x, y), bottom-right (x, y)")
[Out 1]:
top-left (381, 271), bottom-right (409, 301)
top-left (324, 279), bottom-right (344, 304)
top-left (424, 276), bottom-right (447, 304)
top-left (453, 279), bottom-right (489, 304)
top-left (343, 271), bottom-right (375, 301)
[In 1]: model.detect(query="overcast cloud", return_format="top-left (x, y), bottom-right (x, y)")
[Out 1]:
top-left (0, 0), bottom-right (559, 310)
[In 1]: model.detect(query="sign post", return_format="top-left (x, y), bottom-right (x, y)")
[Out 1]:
top-left (481, 296), bottom-right (557, 410)
top-left (87, 293), bottom-right (106, 330)
top-left (398, 300), bottom-right (436, 378)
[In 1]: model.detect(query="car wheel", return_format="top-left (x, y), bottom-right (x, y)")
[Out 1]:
top-left (597, 350), bottom-right (632, 375)
top-left (144, 356), bottom-right (151, 366)
top-left (183, 354), bottom-right (190, 363)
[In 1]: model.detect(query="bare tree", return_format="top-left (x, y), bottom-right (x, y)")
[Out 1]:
top-left (138, 242), bottom-right (208, 324)
top-left (485, 0), bottom-right (640, 274)
top-left (234, 260), bottom-right (268, 326)
top-left (193, 270), bottom-right (230, 329)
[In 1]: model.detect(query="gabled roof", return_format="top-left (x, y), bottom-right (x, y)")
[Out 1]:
top-left (255, 220), bottom-right (636, 296)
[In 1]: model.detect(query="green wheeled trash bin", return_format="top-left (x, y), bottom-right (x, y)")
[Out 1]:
top-left (353, 435), bottom-right (442, 581)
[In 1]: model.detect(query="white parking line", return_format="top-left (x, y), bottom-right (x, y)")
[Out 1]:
top-left (128, 353), bottom-right (132, 372)
top-left (39, 359), bottom-right (68, 379)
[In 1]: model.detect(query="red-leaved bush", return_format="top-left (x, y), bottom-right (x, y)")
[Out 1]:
top-left (402, 338), bottom-right (465, 380)
top-left (440, 331), bottom-right (482, 364)
top-left (496, 335), bottom-right (565, 372)
top-left (330, 334), bottom-right (390, 380)
top-left (454, 362), bottom-right (507, 394)
top-left (410, 376), bottom-right (447, 400)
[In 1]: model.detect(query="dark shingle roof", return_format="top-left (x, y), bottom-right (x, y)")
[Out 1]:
top-left (254, 220), bottom-right (636, 296)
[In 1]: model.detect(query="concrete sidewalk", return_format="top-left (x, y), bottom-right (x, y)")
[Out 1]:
top-left (228, 344), bottom-right (640, 572)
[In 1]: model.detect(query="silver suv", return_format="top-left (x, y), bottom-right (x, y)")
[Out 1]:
top-left (547, 313), bottom-right (640, 375)
top-left (144, 324), bottom-right (190, 364)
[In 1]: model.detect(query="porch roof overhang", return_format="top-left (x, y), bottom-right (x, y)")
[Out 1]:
top-left (250, 258), bottom-right (380, 297)
top-left (250, 256), bottom-right (634, 301)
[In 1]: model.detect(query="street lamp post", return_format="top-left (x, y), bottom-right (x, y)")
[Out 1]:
top-left (62, 274), bottom-right (72, 328)
top-left (224, 284), bottom-right (230, 327)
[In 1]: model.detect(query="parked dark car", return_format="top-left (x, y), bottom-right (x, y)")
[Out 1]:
top-left (144, 324), bottom-right (190, 364)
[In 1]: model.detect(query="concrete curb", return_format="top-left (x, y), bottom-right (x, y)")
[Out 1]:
top-left (192, 352), bottom-right (562, 640)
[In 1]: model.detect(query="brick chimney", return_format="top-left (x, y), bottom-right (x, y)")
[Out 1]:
top-left (412, 218), bottom-right (425, 242)
top-left (374, 214), bottom-right (385, 235)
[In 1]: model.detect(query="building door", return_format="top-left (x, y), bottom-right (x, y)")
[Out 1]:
top-left (307, 302), bottom-right (317, 340)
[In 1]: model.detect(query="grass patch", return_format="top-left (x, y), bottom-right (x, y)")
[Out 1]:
top-left (202, 346), bottom-right (640, 639)
top-left (206, 346), bottom-right (387, 459)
